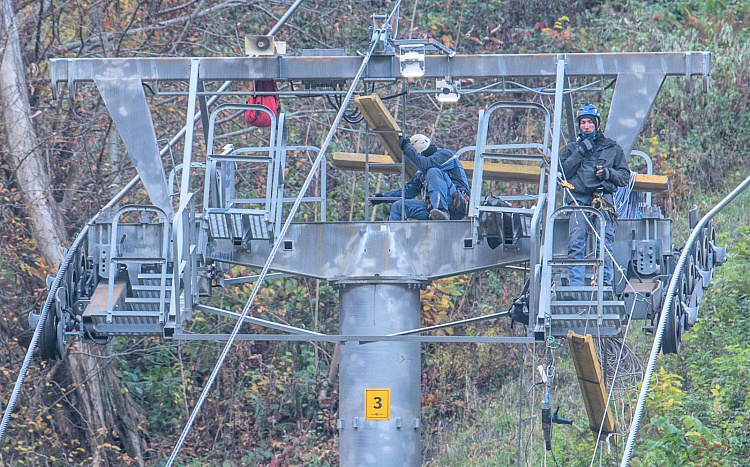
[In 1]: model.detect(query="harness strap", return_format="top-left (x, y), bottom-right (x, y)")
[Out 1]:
top-left (592, 192), bottom-right (619, 224)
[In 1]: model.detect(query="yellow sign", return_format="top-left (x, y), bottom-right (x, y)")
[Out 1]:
top-left (364, 388), bottom-right (390, 420)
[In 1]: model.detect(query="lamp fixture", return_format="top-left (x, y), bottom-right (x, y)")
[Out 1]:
top-left (399, 45), bottom-right (426, 78)
top-left (435, 77), bottom-right (460, 103)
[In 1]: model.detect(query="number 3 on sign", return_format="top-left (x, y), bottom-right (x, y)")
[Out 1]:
top-left (364, 388), bottom-right (390, 420)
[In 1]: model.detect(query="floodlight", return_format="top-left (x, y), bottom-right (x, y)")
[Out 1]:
top-left (435, 77), bottom-right (460, 103)
top-left (399, 45), bottom-right (425, 78)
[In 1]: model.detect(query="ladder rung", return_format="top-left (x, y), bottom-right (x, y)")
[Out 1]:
top-left (132, 285), bottom-right (171, 291)
top-left (549, 313), bottom-right (622, 321)
top-left (549, 325), bottom-right (621, 337)
top-left (89, 310), bottom-right (162, 317)
top-left (476, 206), bottom-right (536, 215)
top-left (208, 154), bottom-right (273, 163)
top-left (481, 153), bottom-right (545, 161)
top-left (138, 273), bottom-right (172, 280)
top-left (550, 301), bottom-right (623, 307)
top-left (112, 257), bottom-right (167, 263)
top-left (125, 297), bottom-right (165, 304)
top-left (548, 259), bottom-right (603, 267)
top-left (498, 195), bottom-right (540, 202)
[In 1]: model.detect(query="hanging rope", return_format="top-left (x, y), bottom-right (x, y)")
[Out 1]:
top-left (615, 171), bottom-right (644, 219)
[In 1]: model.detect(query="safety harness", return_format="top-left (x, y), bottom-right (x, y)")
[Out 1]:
top-left (592, 191), bottom-right (619, 224)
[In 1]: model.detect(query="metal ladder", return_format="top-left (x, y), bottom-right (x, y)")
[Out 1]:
top-left (202, 105), bottom-right (326, 249)
top-left (542, 179), bottom-right (627, 339)
top-left (83, 205), bottom-right (173, 336)
top-left (467, 101), bottom-right (552, 247)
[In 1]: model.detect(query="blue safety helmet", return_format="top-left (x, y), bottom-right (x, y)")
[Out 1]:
top-left (577, 104), bottom-right (601, 128)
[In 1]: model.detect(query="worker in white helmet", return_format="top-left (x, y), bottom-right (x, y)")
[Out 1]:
top-left (370, 134), bottom-right (470, 221)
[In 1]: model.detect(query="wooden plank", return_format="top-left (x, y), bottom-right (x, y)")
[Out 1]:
top-left (332, 152), bottom-right (541, 182)
top-left (567, 331), bottom-right (616, 435)
top-left (83, 272), bottom-right (128, 316)
top-left (465, 162), bottom-right (543, 184)
top-left (332, 152), bottom-right (401, 174)
top-left (353, 94), bottom-right (417, 178)
top-left (331, 152), bottom-right (669, 192)
top-left (632, 173), bottom-right (670, 192)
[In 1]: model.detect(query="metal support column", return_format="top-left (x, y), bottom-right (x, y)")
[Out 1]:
top-left (536, 56), bottom-right (567, 336)
top-left (335, 279), bottom-right (423, 467)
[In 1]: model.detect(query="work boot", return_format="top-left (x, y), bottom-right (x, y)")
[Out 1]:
top-left (429, 208), bottom-right (450, 220)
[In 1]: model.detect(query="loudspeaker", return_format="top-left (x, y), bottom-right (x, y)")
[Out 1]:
top-left (245, 35), bottom-right (276, 55)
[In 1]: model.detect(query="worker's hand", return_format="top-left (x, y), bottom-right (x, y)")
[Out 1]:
top-left (399, 136), bottom-right (410, 150)
top-left (369, 193), bottom-right (388, 205)
top-left (595, 166), bottom-right (610, 180)
top-left (575, 139), bottom-right (593, 156)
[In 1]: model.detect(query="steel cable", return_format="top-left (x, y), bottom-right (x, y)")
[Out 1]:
top-left (164, 4), bottom-right (401, 463)
top-left (621, 171), bottom-right (750, 466)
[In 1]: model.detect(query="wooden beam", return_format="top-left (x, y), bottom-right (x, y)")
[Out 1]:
top-left (353, 94), bottom-right (417, 178)
top-left (332, 152), bottom-right (402, 175)
top-left (630, 173), bottom-right (670, 192)
top-left (567, 331), bottom-right (616, 435)
top-left (465, 161), bottom-right (543, 184)
top-left (331, 152), bottom-right (669, 192)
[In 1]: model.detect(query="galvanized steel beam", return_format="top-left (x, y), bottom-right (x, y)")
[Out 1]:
top-left (50, 52), bottom-right (710, 89)
top-left (208, 221), bottom-right (531, 280)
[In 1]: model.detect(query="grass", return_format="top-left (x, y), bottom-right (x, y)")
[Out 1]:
top-left (420, 327), bottom-right (670, 466)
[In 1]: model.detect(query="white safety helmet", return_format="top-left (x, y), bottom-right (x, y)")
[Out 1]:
top-left (409, 134), bottom-right (431, 154)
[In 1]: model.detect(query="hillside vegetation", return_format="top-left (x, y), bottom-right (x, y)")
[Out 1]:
top-left (0, 0), bottom-right (748, 465)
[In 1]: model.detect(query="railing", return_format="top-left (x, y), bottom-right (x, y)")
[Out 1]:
top-left (172, 192), bottom-right (197, 333)
top-left (107, 205), bottom-right (171, 323)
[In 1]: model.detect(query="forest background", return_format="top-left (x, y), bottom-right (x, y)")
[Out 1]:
top-left (1, 0), bottom-right (749, 465)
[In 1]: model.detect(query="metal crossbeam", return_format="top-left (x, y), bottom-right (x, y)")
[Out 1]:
top-left (50, 52), bottom-right (710, 87)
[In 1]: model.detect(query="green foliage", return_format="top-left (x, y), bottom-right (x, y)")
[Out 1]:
top-left (5, 0), bottom-right (750, 465)
top-left (640, 416), bottom-right (729, 466)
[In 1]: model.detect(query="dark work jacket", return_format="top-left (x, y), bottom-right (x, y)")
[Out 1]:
top-left (400, 144), bottom-right (471, 195)
top-left (559, 132), bottom-right (630, 196)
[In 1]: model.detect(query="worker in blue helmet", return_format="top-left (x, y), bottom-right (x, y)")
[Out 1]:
top-left (559, 103), bottom-right (631, 287)
top-left (369, 134), bottom-right (471, 221)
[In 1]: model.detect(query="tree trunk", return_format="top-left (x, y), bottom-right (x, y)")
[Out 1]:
top-left (0, 1), bottom-right (147, 465)
top-left (0, 0), bottom-right (66, 268)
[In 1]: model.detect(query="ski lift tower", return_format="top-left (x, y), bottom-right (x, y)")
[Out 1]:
top-left (37, 26), bottom-right (712, 464)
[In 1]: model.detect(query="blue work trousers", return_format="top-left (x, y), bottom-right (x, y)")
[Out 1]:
top-left (567, 192), bottom-right (616, 286)
top-left (389, 168), bottom-right (454, 220)
top-left (390, 199), bottom-right (429, 220)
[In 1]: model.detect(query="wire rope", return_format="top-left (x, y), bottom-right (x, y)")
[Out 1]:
top-left (164, 4), bottom-right (400, 464)
top-left (621, 172), bottom-right (750, 466)
top-left (0, 0), bottom-right (306, 445)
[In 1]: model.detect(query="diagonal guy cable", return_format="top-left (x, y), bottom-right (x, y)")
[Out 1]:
top-left (0, 0), bottom-right (305, 446)
top-left (621, 171), bottom-right (750, 466)
top-left (164, 10), bottom-right (399, 464)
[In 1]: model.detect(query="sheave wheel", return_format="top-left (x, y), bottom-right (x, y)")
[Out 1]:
top-left (662, 273), bottom-right (687, 354)
top-left (39, 288), bottom-right (68, 361)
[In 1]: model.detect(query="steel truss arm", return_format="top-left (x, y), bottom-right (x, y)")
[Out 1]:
top-left (51, 52), bottom-right (710, 89)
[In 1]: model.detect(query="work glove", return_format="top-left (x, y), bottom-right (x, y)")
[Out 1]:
top-left (575, 139), bottom-right (593, 156)
top-left (596, 167), bottom-right (611, 181)
top-left (369, 193), bottom-right (388, 205)
top-left (399, 135), bottom-right (410, 150)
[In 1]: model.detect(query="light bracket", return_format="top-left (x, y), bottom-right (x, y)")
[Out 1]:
top-left (399, 45), bottom-right (426, 78)
top-left (435, 77), bottom-right (460, 103)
